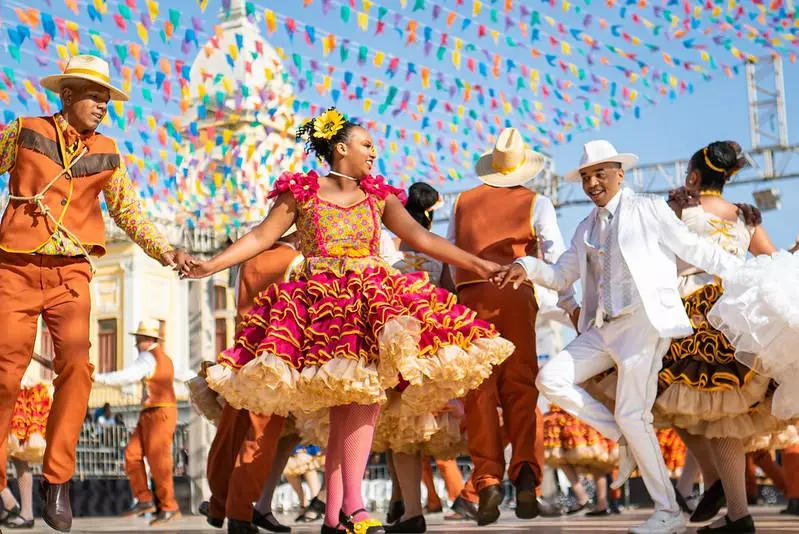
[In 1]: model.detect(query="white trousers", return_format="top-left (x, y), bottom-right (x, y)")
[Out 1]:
top-left (535, 312), bottom-right (678, 513)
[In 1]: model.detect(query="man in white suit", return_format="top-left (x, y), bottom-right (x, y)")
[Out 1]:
top-left (496, 140), bottom-right (742, 534)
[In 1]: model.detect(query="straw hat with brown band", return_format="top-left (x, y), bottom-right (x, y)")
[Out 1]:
top-left (41, 55), bottom-right (129, 101)
top-left (474, 128), bottom-right (546, 188)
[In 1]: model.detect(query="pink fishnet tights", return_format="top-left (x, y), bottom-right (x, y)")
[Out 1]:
top-left (324, 403), bottom-right (380, 528)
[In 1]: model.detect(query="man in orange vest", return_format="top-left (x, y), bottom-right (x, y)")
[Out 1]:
top-left (0, 55), bottom-right (191, 532)
top-left (447, 128), bottom-right (576, 526)
top-left (94, 319), bottom-right (181, 525)
top-left (201, 231), bottom-right (305, 534)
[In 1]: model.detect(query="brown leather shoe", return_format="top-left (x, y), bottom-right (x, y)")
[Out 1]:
top-left (150, 510), bottom-right (182, 526)
top-left (122, 500), bottom-right (157, 518)
top-left (514, 463), bottom-right (539, 519)
top-left (39, 480), bottom-right (72, 533)
top-left (476, 485), bottom-right (502, 526)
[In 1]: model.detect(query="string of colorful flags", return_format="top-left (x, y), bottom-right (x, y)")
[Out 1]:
top-left (1, 0), bottom-right (797, 233)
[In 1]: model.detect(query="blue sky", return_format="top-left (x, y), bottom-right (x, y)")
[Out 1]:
top-left (1, 0), bottom-right (798, 249)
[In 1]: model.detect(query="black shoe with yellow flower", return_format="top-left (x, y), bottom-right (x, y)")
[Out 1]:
top-left (341, 509), bottom-right (385, 534)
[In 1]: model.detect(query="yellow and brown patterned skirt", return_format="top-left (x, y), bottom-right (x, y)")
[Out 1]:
top-left (543, 405), bottom-right (618, 470)
top-left (8, 383), bottom-right (51, 463)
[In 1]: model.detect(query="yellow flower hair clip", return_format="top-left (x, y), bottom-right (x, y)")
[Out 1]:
top-left (313, 108), bottom-right (346, 140)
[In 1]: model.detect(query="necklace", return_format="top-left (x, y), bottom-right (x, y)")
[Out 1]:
top-left (699, 189), bottom-right (723, 198)
top-left (329, 170), bottom-right (359, 182)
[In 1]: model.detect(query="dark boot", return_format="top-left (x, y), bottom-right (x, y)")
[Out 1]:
top-left (384, 515), bottom-right (426, 533)
top-left (199, 500), bottom-right (225, 528)
top-left (444, 496), bottom-right (477, 521)
top-left (39, 480), bottom-right (72, 533)
top-left (781, 498), bottom-right (799, 515)
top-left (514, 463), bottom-right (539, 519)
top-left (697, 514), bottom-right (755, 533)
top-left (476, 485), bottom-right (502, 526)
top-left (149, 510), bottom-right (182, 525)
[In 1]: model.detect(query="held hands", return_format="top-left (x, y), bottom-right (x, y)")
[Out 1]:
top-left (161, 248), bottom-right (193, 271)
top-left (160, 249), bottom-right (215, 280)
top-left (178, 260), bottom-right (214, 280)
top-left (492, 262), bottom-right (529, 289)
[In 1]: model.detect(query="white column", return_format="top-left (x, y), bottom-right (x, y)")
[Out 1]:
top-left (186, 278), bottom-right (215, 512)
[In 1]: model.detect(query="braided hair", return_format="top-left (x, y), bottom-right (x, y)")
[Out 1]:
top-left (689, 141), bottom-right (747, 191)
top-left (295, 107), bottom-right (361, 166)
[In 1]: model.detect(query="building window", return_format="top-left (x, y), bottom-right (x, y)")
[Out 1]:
top-left (215, 318), bottom-right (227, 355)
top-left (214, 285), bottom-right (227, 311)
top-left (98, 319), bottom-right (118, 373)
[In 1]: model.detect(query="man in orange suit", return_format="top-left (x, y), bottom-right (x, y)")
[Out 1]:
top-left (0, 55), bottom-right (190, 532)
top-left (94, 319), bottom-right (182, 525)
top-left (448, 128), bottom-right (575, 526)
top-left (201, 231), bottom-right (303, 534)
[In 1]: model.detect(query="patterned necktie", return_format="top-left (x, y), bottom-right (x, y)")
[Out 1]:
top-left (595, 208), bottom-right (612, 327)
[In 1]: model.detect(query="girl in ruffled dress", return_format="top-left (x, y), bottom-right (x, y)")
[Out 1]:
top-left (185, 109), bottom-right (513, 534)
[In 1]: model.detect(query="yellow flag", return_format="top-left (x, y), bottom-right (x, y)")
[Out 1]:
top-left (198, 0), bottom-right (209, 12)
top-left (223, 129), bottom-right (233, 144)
top-left (265, 10), bottom-right (276, 34)
top-left (357, 12), bottom-right (368, 31)
top-left (374, 51), bottom-right (385, 67)
top-left (56, 44), bottom-right (68, 60)
top-left (147, 0), bottom-right (159, 21)
top-left (136, 22), bottom-right (148, 44)
top-left (561, 40), bottom-right (571, 55)
top-left (472, 0), bottom-right (482, 16)
top-left (452, 49), bottom-right (461, 69)
top-left (67, 41), bottom-right (79, 56)
top-left (93, 0), bottom-right (107, 15)
top-left (362, 0), bottom-right (373, 12)
top-left (91, 34), bottom-right (107, 54)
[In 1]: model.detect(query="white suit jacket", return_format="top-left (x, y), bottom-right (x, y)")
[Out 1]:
top-left (517, 188), bottom-right (742, 338)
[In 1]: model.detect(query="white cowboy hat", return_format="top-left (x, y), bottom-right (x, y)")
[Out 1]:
top-left (129, 319), bottom-right (163, 340)
top-left (564, 140), bottom-right (638, 182)
top-left (41, 55), bottom-right (129, 102)
top-left (474, 128), bottom-right (546, 187)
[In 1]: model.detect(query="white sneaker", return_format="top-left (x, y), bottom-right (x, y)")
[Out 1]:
top-left (628, 510), bottom-right (687, 534)
top-left (611, 438), bottom-right (637, 490)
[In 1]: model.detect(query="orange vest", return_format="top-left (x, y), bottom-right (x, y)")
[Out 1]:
top-left (142, 345), bottom-right (176, 409)
top-left (0, 116), bottom-right (119, 256)
top-left (236, 242), bottom-right (302, 325)
top-left (453, 184), bottom-right (537, 289)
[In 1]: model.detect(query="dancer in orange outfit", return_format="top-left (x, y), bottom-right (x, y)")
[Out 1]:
top-left (781, 445), bottom-right (799, 515)
top-left (201, 231), bottom-right (304, 534)
top-left (0, 55), bottom-right (191, 533)
top-left (745, 449), bottom-right (786, 505)
top-left (94, 320), bottom-right (181, 525)
top-left (448, 128), bottom-right (575, 526)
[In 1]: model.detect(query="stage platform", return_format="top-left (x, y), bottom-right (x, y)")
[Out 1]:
top-left (15, 507), bottom-right (799, 533)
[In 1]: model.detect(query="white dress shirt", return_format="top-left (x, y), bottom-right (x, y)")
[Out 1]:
top-left (446, 194), bottom-right (578, 313)
top-left (94, 350), bottom-right (157, 387)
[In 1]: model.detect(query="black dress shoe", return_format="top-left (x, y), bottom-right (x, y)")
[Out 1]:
top-left (609, 500), bottom-right (622, 515)
top-left (253, 509), bottom-right (291, 533)
top-left (4, 515), bottom-right (34, 529)
top-left (445, 496), bottom-right (477, 521)
top-left (691, 480), bottom-right (726, 523)
top-left (297, 496), bottom-right (325, 523)
top-left (385, 515), bottom-right (426, 533)
top-left (697, 515), bottom-right (755, 533)
top-left (40, 480), bottom-right (72, 533)
top-left (122, 499), bottom-right (156, 518)
top-left (386, 500), bottom-right (405, 524)
top-left (321, 524), bottom-right (346, 534)
top-left (477, 485), bottom-right (503, 526)
top-left (0, 505), bottom-right (20, 524)
top-left (228, 518), bottom-right (259, 534)
top-left (565, 502), bottom-right (589, 515)
top-left (199, 501), bottom-right (225, 528)
top-left (513, 463), bottom-right (539, 519)
top-left (585, 508), bottom-right (611, 517)
top-left (781, 498), bottom-right (799, 515)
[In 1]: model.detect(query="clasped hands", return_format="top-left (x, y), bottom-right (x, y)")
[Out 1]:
top-left (160, 249), bottom-right (212, 279)
top-left (478, 259), bottom-right (530, 290)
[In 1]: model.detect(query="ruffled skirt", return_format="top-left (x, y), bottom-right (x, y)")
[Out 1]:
top-left (284, 445), bottom-right (325, 477)
top-left (207, 265), bottom-right (514, 419)
top-left (591, 280), bottom-right (795, 450)
top-left (707, 250), bottom-right (799, 420)
top-left (9, 383), bottom-right (51, 464)
top-left (543, 405), bottom-right (618, 470)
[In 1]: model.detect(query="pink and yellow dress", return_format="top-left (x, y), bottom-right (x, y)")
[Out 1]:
top-left (543, 405), bottom-right (618, 471)
top-left (8, 364), bottom-right (51, 464)
top-left (206, 171), bottom-right (514, 421)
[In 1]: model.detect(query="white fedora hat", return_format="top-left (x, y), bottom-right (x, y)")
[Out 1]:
top-left (129, 318), bottom-right (163, 340)
top-left (41, 55), bottom-right (129, 102)
top-left (564, 140), bottom-right (638, 182)
top-left (474, 128), bottom-right (546, 187)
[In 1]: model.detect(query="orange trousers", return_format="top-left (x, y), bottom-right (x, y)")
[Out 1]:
top-left (455, 406), bottom-right (545, 504)
top-left (421, 458), bottom-right (465, 508)
top-left (782, 445), bottom-right (799, 499)
top-left (206, 403), bottom-right (285, 521)
top-left (459, 283), bottom-right (542, 492)
top-left (0, 252), bottom-right (93, 487)
top-left (125, 407), bottom-right (179, 511)
top-left (745, 449), bottom-right (786, 498)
